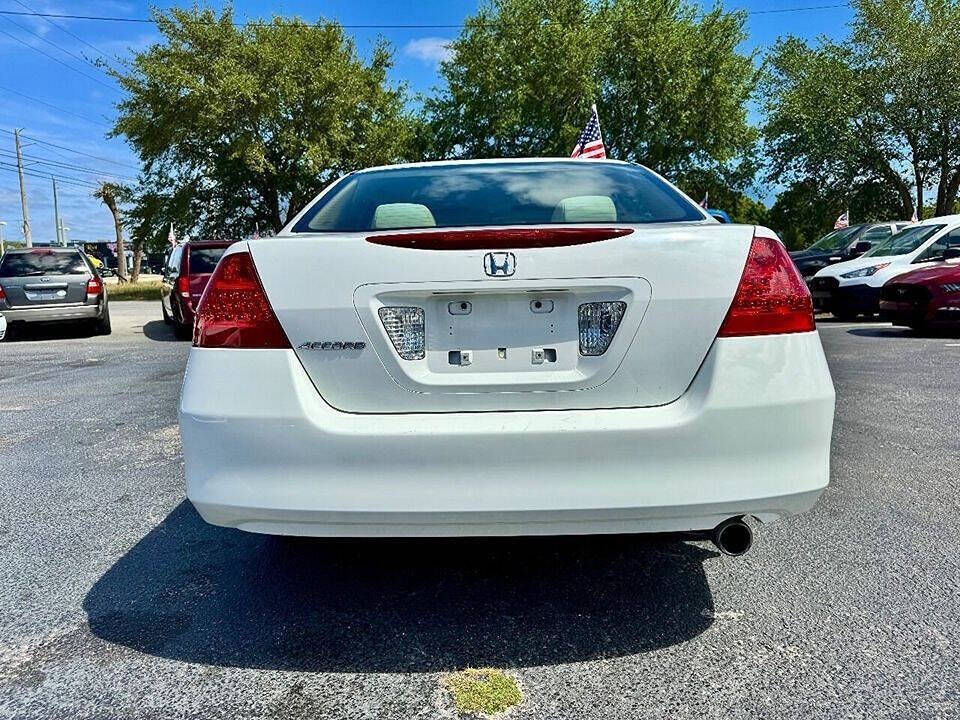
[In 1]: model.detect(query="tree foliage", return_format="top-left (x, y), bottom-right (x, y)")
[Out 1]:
top-left (424, 0), bottom-right (758, 180)
top-left (762, 0), bottom-right (960, 219)
top-left (111, 6), bottom-right (417, 239)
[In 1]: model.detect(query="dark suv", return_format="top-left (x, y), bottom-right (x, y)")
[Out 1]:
top-left (0, 247), bottom-right (111, 339)
top-left (161, 241), bottom-right (233, 339)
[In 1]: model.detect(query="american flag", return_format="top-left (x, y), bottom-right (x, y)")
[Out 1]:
top-left (168, 223), bottom-right (177, 248)
top-left (700, 191), bottom-right (709, 210)
top-left (910, 208), bottom-right (919, 223)
top-left (571, 105), bottom-right (606, 159)
top-left (834, 210), bottom-right (849, 230)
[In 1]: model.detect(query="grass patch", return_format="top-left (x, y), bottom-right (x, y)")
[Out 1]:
top-left (108, 280), bottom-right (162, 301)
top-left (443, 668), bottom-right (522, 716)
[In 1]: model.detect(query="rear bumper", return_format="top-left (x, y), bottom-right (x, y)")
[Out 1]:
top-left (180, 332), bottom-right (836, 537)
top-left (1, 301), bottom-right (101, 323)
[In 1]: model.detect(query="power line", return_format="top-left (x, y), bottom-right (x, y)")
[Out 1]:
top-left (0, 129), bottom-right (139, 171)
top-left (10, 0), bottom-right (114, 63)
top-left (1, 11), bottom-right (110, 76)
top-left (0, 161), bottom-right (100, 189)
top-left (0, 4), bottom-right (854, 28)
top-left (0, 148), bottom-right (137, 181)
top-left (0, 84), bottom-right (112, 128)
top-left (0, 23), bottom-right (119, 94)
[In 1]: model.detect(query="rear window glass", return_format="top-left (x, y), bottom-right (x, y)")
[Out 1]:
top-left (0, 250), bottom-right (88, 277)
top-left (189, 248), bottom-right (226, 274)
top-left (293, 161), bottom-right (704, 233)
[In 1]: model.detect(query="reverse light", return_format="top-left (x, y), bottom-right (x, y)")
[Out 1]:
top-left (193, 251), bottom-right (290, 348)
top-left (718, 230), bottom-right (815, 337)
top-left (578, 301), bottom-right (626, 356)
top-left (86, 277), bottom-right (103, 296)
top-left (841, 263), bottom-right (890, 279)
top-left (378, 307), bottom-right (425, 360)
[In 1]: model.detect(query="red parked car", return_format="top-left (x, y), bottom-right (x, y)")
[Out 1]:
top-left (161, 241), bottom-right (234, 338)
top-left (880, 251), bottom-right (960, 331)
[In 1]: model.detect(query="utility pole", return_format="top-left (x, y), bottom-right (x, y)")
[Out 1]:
top-left (14, 129), bottom-right (31, 247)
top-left (52, 178), bottom-right (62, 246)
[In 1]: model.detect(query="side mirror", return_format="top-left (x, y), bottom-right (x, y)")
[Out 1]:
top-left (851, 241), bottom-right (873, 256)
top-left (944, 247), bottom-right (960, 261)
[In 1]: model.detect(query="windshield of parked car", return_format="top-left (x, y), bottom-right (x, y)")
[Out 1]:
top-left (189, 247), bottom-right (227, 274)
top-left (0, 250), bottom-right (88, 277)
top-left (807, 227), bottom-right (859, 252)
top-left (293, 162), bottom-right (705, 232)
top-left (863, 224), bottom-right (945, 257)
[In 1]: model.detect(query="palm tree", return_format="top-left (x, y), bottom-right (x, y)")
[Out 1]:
top-left (94, 182), bottom-right (128, 282)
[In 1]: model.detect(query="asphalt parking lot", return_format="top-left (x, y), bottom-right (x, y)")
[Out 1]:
top-left (1, 302), bottom-right (959, 719)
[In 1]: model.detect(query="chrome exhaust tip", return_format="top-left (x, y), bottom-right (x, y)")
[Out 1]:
top-left (712, 517), bottom-right (753, 556)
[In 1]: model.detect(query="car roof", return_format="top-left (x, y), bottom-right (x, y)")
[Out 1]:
top-left (182, 241), bottom-right (235, 249)
top-left (919, 214), bottom-right (960, 226)
top-left (353, 157), bottom-right (634, 175)
top-left (3, 246), bottom-right (80, 253)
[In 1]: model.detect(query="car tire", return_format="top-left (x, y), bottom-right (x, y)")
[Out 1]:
top-left (94, 306), bottom-right (112, 335)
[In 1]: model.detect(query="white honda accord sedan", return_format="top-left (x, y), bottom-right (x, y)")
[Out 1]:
top-left (179, 158), bottom-right (835, 555)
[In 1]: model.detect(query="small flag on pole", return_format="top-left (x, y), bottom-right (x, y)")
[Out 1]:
top-left (252, 222), bottom-right (260, 241)
top-left (571, 105), bottom-right (606, 159)
top-left (834, 210), bottom-right (849, 230)
top-left (700, 192), bottom-right (709, 210)
top-left (168, 223), bottom-right (177, 248)
top-left (910, 208), bottom-right (919, 223)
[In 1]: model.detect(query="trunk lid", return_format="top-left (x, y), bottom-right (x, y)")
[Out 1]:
top-left (250, 223), bottom-right (753, 413)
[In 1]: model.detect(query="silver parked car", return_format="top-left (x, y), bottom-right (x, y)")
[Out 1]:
top-left (0, 247), bottom-right (111, 339)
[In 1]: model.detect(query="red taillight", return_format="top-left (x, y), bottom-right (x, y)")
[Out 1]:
top-left (0, 284), bottom-right (5, 300)
top-left (717, 230), bottom-right (815, 337)
top-left (193, 250), bottom-right (290, 348)
top-left (177, 275), bottom-right (190, 298)
top-left (86, 277), bottom-right (103, 296)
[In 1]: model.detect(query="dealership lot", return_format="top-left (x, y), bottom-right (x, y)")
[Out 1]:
top-left (1, 302), bottom-right (958, 719)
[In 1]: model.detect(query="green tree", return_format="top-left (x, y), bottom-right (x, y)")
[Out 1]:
top-left (762, 0), bottom-right (960, 219)
top-left (111, 6), bottom-right (417, 239)
top-left (425, 0), bottom-right (758, 180)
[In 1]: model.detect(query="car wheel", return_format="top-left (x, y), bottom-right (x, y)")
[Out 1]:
top-left (162, 302), bottom-right (173, 324)
top-left (94, 305), bottom-right (112, 335)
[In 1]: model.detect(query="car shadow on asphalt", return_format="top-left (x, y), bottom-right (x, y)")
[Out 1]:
top-left (83, 501), bottom-right (718, 672)
top-left (846, 327), bottom-right (960, 339)
top-left (142, 320), bottom-right (182, 342)
top-left (3, 322), bottom-right (96, 342)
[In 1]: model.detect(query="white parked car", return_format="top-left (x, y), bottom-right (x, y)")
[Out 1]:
top-left (179, 159), bottom-right (835, 556)
top-left (810, 215), bottom-right (960, 320)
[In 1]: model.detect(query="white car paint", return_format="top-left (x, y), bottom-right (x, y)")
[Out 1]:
top-left (0, 313), bottom-right (6, 340)
top-left (179, 159), bottom-right (835, 537)
top-left (813, 215), bottom-right (960, 289)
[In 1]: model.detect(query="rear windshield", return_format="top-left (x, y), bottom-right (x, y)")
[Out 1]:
top-left (189, 247), bottom-right (227, 274)
top-left (293, 162), bottom-right (704, 233)
top-left (863, 224), bottom-right (945, 257)
top-left (0, 250), bottom-right (88, 277)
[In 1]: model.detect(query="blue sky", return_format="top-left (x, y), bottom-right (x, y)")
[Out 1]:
top-left (0, 0), bottom-right (855, 245)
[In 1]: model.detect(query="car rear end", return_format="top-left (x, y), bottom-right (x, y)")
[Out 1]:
top-left (180, 159), bottom-right (835, 539)
top-left (0, 248), bottom-right (107, 332)
top-left (176, 242), bottom-right (232, 327)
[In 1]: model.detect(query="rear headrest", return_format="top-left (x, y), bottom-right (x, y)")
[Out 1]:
top-left (551, 195), bottom-right (617, 223)
top-left (372, 203), bottom-right (436, 230)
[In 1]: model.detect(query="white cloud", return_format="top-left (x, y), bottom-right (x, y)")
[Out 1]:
top-left (403, 37), bottom-right (453, 65)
